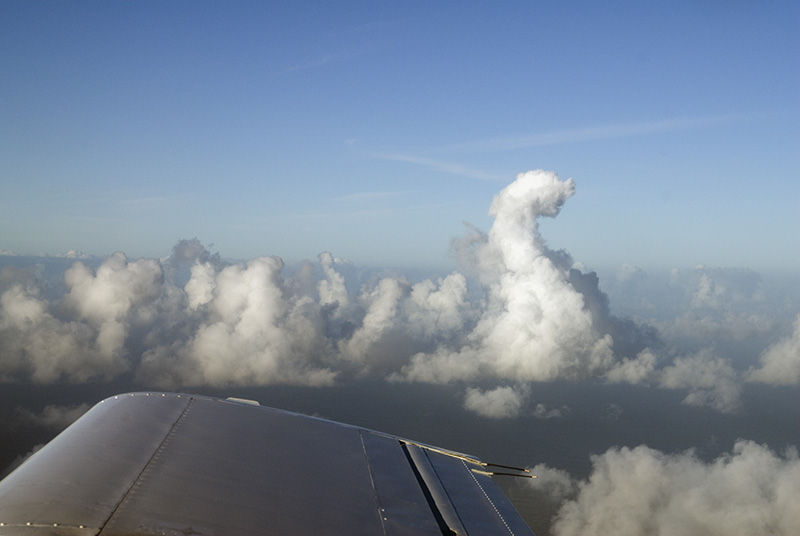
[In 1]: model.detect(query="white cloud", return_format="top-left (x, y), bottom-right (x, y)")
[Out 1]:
top-left (438, 115), bottom-right (741, 153)
top-left (138, 256), bottom-right (337, 387)
top-left (64, 252), bottom-right (162, 324)
top-left (532, 403), bottom-right (568, 420)
top-left (615, 263), bottom-right (645, 283)
top-left (401, 170), bottom-right (616, 384)
top-left (317, 252), bottom-right (349, 308)
top-left (339, 271), bottom-right (473, 376)
top-left (370, 152), bottom-right (504, 181)
top-left (185, 261), bottom-right (216, 311)
top-left (685, 267), bottom-right (765, 311)
top-left (0, 280), bottom-right (130, 383)
top-left (605, 349), bottom-right (657, 384)
top-left (0, 170), bottom-right (794, 410)
top-left (62, 252), bottom-right (163, 362)
top-left (748, 314), bottom-right (800, 385)
top-left (528, 463), bottom-right (579, 503)
top-left (463, 385), bottom-right (528, 418)
top-left (657, 350), bottom-right (742, 413)
top-left (548, 440), bottom-right (800, 536)
top-left (338, 276), bottom-right (410, 372)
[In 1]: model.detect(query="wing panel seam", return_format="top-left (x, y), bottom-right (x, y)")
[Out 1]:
top-left (96, 396), bottom-right (195, 534)
top-left (359, 430), bottom-right (389, 536)
top-left (462, 459), bottom-right (516, 536)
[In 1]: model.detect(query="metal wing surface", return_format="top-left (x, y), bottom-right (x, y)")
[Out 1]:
top-left (0, 392), bottom-right (535, 535)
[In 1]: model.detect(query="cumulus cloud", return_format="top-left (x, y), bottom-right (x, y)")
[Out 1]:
top-left (748, 314), bottom-right (800, 385)
top-left (317, 252), bottom-right (349, 308)
top-left (532, 403), bottom-right (568, 420)
top-left (0, 170), bottom-right (793, 410)
top-left (463, 385), bottom-right (529, 418)
top-left (604, 349), bottom-right (657, 384)
top-left (0, 171), bottom-right (658, 389)
top-left (685, 266), bottom-right (765, 311)
top-left (137, 256), bottom-right (338, 387)
top-left (616, 263), bottom-right (646, 283)
top-left (543, 440), bottom-right (800, 536)
top-left (0, 255), bottom-right (146, 383)
top-left (527, 463), bottom-right (579, 505)
top-left (653, 267), bottom-right (776, 352)
top-left (401, 170), bottom-right (620, 384)
top-left (64, 252), bottom-right (163, 359)
top-left (657, 350), bottom-right (742, 413)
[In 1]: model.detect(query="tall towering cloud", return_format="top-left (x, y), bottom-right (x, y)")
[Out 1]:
top-left (401, 170), bottom-right (617, 384)
top-left (317, 252), bottom-right (349, 308)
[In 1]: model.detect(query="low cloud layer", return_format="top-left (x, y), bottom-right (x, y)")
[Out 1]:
top-left (530, 440), bottom-right (800, 536)
top-left (1, 170), bottom-right (798, 419)
top-left (748, 314), bottom-right (800, 385)
top-left (16, 403), bottom-right (91, 430)
top-left (463, 385), bottom-right (529, 418)
top-left (140, 256), bottom-right (338, 387)
top-left (0, 260), bottom-right (142, 383)
top-left (657, 350), bottom-right (743, 413)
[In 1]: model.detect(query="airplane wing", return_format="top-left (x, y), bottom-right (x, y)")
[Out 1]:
top-left (0, 392), bottom-right (535, 535)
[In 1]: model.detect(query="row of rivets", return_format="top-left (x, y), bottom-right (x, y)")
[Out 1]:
top-left (103, 392), bottom-right (178, 402)
top-left (0, 522), bottom-right (87, 528)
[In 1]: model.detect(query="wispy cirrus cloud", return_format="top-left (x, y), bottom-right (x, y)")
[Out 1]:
top-left (296, 191), bottom-right (452, 220)
top-left (367, 115), bottom-right (745, 181)
top-left (370, 152), bottom-right (504, 181)
top-left (332, 191), bottom-right (402, 203)
top-left (119, 196), bottom-right (187, 210)
top-left (285, 50), bottom-right (361, 73)
top-left (295, 191), bottom-right (402, 220)
top-left (437, 115), bottom-right (745, 153)
top-left (285, 54), bottom-right (340, 72)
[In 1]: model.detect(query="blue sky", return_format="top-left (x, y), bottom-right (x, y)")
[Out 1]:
top-left (2, 1), bottom-right (798, 272)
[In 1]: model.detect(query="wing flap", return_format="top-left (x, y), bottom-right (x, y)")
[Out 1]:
top-left (424, 447), bottom-right (535, 535)
top-left (359, 431), bottom-right (444, 536)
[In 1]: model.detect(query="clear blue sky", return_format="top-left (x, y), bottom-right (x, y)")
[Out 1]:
top-left (2, 1), bottom-right (798, 272)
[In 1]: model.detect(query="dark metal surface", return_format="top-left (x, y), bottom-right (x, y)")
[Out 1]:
top-left (0, 393), bottom-right (535, 536)
top-left (0, 393), bottom-right (191, 535)
top-left (425, 448), bottom-right (535, 536)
